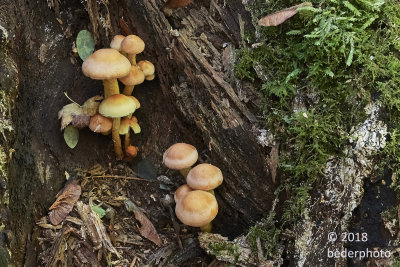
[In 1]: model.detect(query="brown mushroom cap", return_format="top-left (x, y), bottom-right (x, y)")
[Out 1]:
top-left (186, 163), bottom-right (223, 191)
top-left (110, 35), bottom-right (125, 51)
top-left (89, 114), bottom-right (113, 133)
top-left (137, 60), bottom-right (155, 77)
top-left (121, 35), bottom-right (145, 55)
top-left (175, 190), bottom-right (218, 227)
top-left (174, 184), bottom-right (193, 203)
top-left (82, 49), bottom-right (131, 80)
top-left (99, 94), bottom-right (136, 118)
top-left (163, 143), bottom-right (198, 170)
top-left (119, 65), bottom-right (145, 86)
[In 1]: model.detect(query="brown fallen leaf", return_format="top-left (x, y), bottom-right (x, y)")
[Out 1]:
top-left (81, 95), bottom-right (103, 116)
top-left (71, 113), bottom-right (90, 129)
top-left (49, 180), bottom-right (81, 225)
top-left (125, 199), bottom-right (162, 247)
top-left (258, 2), bottom-right (312, 27)
top-left (267, 144), bottom-right (279, 184)
top-left (58, 103), bottom-right (83, 130)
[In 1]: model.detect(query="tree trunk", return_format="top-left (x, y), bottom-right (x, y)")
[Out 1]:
top-left (1, 0), bottom-right (275, 265)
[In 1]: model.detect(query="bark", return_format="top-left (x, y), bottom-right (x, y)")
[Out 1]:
top-left (1, 0), bottom-right (275, 265)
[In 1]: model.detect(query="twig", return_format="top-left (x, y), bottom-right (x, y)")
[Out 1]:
top-left (130, 256), bottom-right (137, 267)
top-left (63, 91), bottom-right (80, 105)
top-left (88, 175), bottom-right (154, 182)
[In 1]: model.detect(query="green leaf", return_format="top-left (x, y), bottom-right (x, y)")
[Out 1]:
top-left (76, 30), bottom-right (95, 61)
top-left (91, 205), bottom-right (106, 218)
top-left (63, 125), bottom-right (79, 149)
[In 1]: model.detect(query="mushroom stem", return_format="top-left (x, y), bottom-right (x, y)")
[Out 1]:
top-left (180, 167), bottom-right (192, 178)
top-left (103, 78), bottom-right (120, 98)
top-left (124, 133), bottom-right (131, 151)
top-left (123, 85), bottom-right (135, 96)
top-left (112, 118), bottom-right (123, 160)
top-left (200, 222), bottom-right (212, 233)
top-left (127, 54), bottom-right (137, 65)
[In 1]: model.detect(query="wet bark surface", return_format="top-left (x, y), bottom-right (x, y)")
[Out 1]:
top-left (1, 0), bottom-right (275, 265)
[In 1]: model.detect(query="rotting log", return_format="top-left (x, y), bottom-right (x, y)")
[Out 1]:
top-left (1, 0), bottom-right (275, 265)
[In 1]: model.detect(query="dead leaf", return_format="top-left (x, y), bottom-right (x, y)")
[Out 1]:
top-left (267, 145), bottom-right (279, 183)
top-left (258, 2), bottom-right (312, 27)
top-left (125, 200), bottom-right (162, 247)
top-left (71, 114), bottom-right (90, 129)
top-left (49, 180), bottom-right (81, 225)
top-left (81, 95), bottom-right (103, 116)
top-left (58, 103), bottom-right (83, 130)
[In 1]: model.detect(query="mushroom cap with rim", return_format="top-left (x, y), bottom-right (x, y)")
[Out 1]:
top-left (110, 35), bottom-right (125, 51)
top-left (119, 65), bottom-right (145, 86)
top-left (89, 114), bottom-right (113, 133)
top-left (174, 184), bottom-right (193, 203)
top-left (82, 49), bottom-right (131, 80)
top-left (121, 35), bottom-right (145, 55)
top-left (186, 163), bottom-right (223, 191)
top-left (137, 60), bottom-right (155, 77)
top-left (129, 96), bottom-right (140, 109)
top-left (163, 143), bottom-right (198, 170)
top-left (175, 190), bottom-right (218, 227)
top-left (145, 74), bottom-right (155, 81)
top-left (99, 94), bottom-right (136, 118)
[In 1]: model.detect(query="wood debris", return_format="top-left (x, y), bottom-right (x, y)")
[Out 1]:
top-left (75, 201), bottom-right (120, 257)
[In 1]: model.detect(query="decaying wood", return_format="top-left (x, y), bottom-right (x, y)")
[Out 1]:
top-left (75, 201), bottom-right (120, 258)
top-left (292, 104), bottom-right (387, 266)
top-left (136, 0), bottom-right (275, 233)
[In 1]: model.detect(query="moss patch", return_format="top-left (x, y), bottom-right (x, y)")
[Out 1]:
top-left (237, 0), bottom-right (400, 257)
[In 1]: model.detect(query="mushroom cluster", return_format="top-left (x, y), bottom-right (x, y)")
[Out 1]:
top-left (59, 34), bottom-right (155, 160)
top-left (163, 143), bottom-right (223, 232)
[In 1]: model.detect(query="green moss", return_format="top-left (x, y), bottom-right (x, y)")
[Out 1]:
top-left (393, 259), bottom-right (400, 267)
top-left (247, 208), bottom-right (281, 258)
top-left (209, 241), bottom-right (240, 263)
top-left (236, 0), bottom-right (400, 257)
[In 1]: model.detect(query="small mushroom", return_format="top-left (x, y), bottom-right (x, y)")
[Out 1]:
top-left (120, 96), bottom-right (141, 152)
top-left (119, 117), bottom-right (141, 135)
top-left (82, 49), bottom-right (131, 98)
top-left (175, 190), bottom-right (217, 232)
top-left (99, 94), bottom-right (136, 159)
top-left (89, 114), bottom-right (113, 135)
top-left (174, 184), bottom-right (193, 203)
top-left (186, 163), bottom-right (223, 194)
top-left (120, 116), bottom-right (141, 151)
top-left (110, 35), bottom-right (125, 51)
top-left (120, 35), bottom-right (145, 65)
top-left (125, 145), bottom-right (138, 159)
top-left (120, 65), bottom-right (145, 96)
top-left (137, 60), bottom-right (155, 81)
top-left (163, 143), bottom-right (198, 177)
